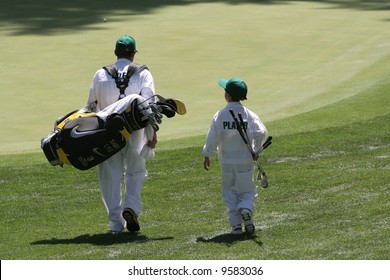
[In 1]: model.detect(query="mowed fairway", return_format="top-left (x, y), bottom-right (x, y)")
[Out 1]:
top-left (0, 1), bottom-right (389, 260)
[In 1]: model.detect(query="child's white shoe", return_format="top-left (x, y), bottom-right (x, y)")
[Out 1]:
top-left (230, 225), bottom-right (243, 235)
top-left (241, 208), bottom-right (255, 234)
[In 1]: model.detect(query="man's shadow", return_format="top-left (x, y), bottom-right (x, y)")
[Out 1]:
top-left (31, 232), bottom-right (174, 246)
top-left (196, 232), bottom-right (263, 247)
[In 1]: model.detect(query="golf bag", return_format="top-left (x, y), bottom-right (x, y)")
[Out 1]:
top-left (41, 94), bottom-right (183, 170)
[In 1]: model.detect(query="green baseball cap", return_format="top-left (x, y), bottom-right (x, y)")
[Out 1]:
top-left (115, 35), bottom-right (137, 52)
top-left (218, 77), bottom-right (248, 101)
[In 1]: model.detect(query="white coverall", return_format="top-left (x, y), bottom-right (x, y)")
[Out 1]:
top-left (88, 58), bottom-right (155, 232)
top-left (203, 102), bottom-right (268, 227)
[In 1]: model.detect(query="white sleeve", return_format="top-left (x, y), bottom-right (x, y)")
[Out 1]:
top-left (251, 115), bottom-right (268, 152)
top-left (203, 115), bottom-right (219, 157)
top-left (87, 71), bottom-right (101, 112)
top-left (139, 69), bottom-right (156, 103)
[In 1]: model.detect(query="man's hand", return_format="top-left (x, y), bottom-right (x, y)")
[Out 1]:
top-left (203, 156), bottom-right (211, 171)
top-left (147, 131), bottom-right (157, 149)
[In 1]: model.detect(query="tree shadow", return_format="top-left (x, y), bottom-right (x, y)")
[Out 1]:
top-left (31, 232), bottom-right (174, 246)
top-left (196, 232), bottom-right (263, 247)
top-left (2, 0), bottom-right (389, 36)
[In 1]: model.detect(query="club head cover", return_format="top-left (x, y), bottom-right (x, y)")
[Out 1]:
top-left (156, 94), bottom-right (187, 116)
top-left (105, 114), bottom-right (125, 135)
top-left (157, 102), bottom-right (176, 118)
top-left (170, 99), bottom-right (186, 115)
top-left (121, 99), bottom-right (151, 133)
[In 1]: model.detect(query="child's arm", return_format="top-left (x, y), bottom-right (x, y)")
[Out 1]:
top-left (203, 156), bottom-right (211, 171)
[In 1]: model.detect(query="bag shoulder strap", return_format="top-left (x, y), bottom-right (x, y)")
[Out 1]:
top-left (103, 63), bottom-right (149, 100)
top-left (102, 64), bottom-right (118, 79)
top-left (125, 63), bottom-right (149, 79)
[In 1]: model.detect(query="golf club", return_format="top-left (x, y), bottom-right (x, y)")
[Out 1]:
top-left (230, 110), bottom-right (272, 188)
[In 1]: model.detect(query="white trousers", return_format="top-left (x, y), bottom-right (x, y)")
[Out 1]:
top-left (98, 130), bottom-right (147, 232)
top-left (221, 163), bottom-right (257, 227)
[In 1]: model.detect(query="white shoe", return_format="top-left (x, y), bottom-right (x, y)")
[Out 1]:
top-left (241, 208), bottom-right (255, 234)
top-left (230, 225), bottom-right (243, 235)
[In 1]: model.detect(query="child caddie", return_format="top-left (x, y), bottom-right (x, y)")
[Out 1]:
top-left (203, 77), bottom-right (268, 235)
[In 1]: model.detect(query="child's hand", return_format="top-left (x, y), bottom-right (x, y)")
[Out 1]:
top-left (203, 157), bottom-right (211, 171)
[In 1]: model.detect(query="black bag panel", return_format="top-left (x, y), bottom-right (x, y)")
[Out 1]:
top-left (65, 132), bottom-right (126, 170)
top-left (40, 131), bottom-right (62, 166)
top-left (56, 115), bottom-right (127, 170)
top-left (58, 116), bottom-right (105, 155)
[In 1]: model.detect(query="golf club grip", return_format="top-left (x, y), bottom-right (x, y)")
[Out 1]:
top-left (229, 110), bottom-right (255, 157)
top-left (229, 110), bottom-right (248, 144)
top-left (253, 136), bottom-right (272, 155)
top-left (262, 141), bottom-right (272, 150)
top-left (238, 113), bottom-right (247, 133)
top-left (263, 136), bottom-right (272, 146)
top-left (238, 113), bottom-right (252, 144)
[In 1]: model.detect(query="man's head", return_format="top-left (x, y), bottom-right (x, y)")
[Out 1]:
top-left (114, 35), bottom-right (137, 59)
top-left (218, 77), bottom-right (248, 101)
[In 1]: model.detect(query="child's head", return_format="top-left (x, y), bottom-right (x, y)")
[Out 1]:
top-left (218, 77), bottom-right (248, 101)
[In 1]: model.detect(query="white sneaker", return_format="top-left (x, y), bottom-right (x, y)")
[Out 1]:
top-left (241, 208), bottom-right (255, 234)
top-left (230, 225), bottom-right (243, 235)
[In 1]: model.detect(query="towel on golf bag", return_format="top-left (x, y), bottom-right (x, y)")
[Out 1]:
top-left (41, 94), bottom-right (162, 170)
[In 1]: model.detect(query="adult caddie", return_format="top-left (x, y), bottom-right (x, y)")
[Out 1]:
top-left (87, 35), bottom-right (157, 234)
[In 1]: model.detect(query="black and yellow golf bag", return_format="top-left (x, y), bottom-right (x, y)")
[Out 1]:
top-left (41, 94), bottom-right (186, 170)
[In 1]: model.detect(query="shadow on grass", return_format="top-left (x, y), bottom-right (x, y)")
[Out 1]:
top-left (196, 233), bottom-right (263, 247)
top-left (2, 0), bottom-right (389, 36)
top-left (31, 232), bottom-right (174, 246)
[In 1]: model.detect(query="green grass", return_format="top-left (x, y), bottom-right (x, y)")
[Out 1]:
top-left (0, 0), bottom-right (389, 260)
top-left (1, 0), bottom-right (390, 153)
top-left (1, 82), bottom-right (389, 259)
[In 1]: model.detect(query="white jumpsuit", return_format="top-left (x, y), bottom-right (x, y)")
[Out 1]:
top-left (203, 102), bottom-right (268, 227)
top-left (88, 58), bottom-right (156, 232)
